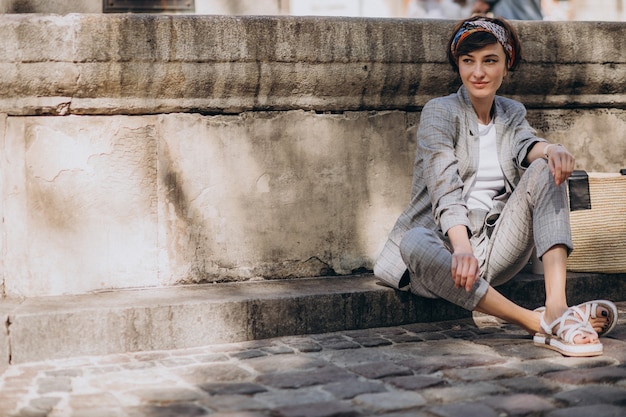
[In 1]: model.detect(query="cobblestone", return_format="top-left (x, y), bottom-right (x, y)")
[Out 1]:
top-left (1, 302), bottom-right (626, 416)
top-left (482, 393), bottom-right (555, 415)
top-left (546, 404), bottom-right (626, 417)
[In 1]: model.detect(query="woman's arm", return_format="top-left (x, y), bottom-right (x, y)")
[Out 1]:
top-left (506, 99), bottom-right (575, 186)
top-left (418, 99), bottom-right (478, 290)
top-left (417, 101), bottom-right (470, 236)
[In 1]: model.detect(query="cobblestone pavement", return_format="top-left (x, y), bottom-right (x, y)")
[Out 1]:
top-left (2, 302), bottom-right (626, 417)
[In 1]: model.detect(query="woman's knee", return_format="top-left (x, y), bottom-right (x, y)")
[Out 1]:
top-left (399, 227), bottom-right (445, 264)
top-left (400, 227), bottom-right (431, 254)
top-left (525, 157), bottom-right (566, 196)
top-left (526, 158), bottom-right (551, 181)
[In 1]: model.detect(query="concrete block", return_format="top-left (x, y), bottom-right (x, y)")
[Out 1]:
top-left (16, 62), bottom-right (79, 98)
top-left (157, 110), bottom-right (414, 284)
top-left (0, 14), bottom-right (77, 62)
top-left (2, 116), bottom-right (160, 297)
top-left (517, 21), bottom-right (626, 64)
top-left (6, 275), bottom-right (470, 364)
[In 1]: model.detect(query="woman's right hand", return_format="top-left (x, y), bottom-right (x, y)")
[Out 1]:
top-left (452, 249), bottom-right (480, 292)
top-left (545, 144), bottom-right (575, 186)
top-left (448, 225), bottom-right (480, 292)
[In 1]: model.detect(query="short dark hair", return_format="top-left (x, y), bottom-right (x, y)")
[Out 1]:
top-left (446, 15), bottom-right (522, 73)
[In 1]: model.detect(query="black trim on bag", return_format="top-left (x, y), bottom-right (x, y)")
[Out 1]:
top-left (568, 170), bottom-right (591, 211)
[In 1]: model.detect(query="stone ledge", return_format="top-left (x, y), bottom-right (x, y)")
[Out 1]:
top-left (0, 15), bottom-right (625, 115)
top-left (2, 271), bottom-right (625, 367)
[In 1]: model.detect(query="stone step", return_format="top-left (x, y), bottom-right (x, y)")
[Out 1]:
top-left (1, 272), bottom-right (625, 367)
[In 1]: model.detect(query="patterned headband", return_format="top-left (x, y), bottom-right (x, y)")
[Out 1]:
top-left (451, 20), bottom-right (515, 69)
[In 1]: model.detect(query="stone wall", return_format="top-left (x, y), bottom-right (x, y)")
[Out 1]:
top-left (1, 14), bottom-right (625, 297)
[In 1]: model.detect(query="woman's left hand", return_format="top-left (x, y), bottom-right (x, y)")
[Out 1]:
top-left (545, 144), bottom-right (575, 186)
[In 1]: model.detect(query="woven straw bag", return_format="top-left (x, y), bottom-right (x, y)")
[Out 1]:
top-left (567, 172), bottom-right (626, 273)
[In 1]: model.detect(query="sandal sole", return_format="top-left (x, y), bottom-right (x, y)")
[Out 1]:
top-left (533, 333), bottom-right (603, 357)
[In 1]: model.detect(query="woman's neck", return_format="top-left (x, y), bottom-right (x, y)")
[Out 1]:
top-left (471, 97), bottom-right (495, 125)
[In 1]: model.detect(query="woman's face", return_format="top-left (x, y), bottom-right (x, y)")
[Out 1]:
top-left (457, 42), bottom-right (508, 103)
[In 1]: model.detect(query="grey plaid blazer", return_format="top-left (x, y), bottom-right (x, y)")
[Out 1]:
top-left (374, 86), bottom-right (545, 290)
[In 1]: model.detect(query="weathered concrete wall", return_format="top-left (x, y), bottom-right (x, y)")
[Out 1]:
top-left (0, 14), bottom-right (625, 297)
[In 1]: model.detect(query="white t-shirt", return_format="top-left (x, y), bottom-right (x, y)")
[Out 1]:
top-left (466, 121), bottom-right (505, 211)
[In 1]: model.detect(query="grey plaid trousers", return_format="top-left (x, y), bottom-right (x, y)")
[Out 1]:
top-left (398, 159), bottom-right (573, 311)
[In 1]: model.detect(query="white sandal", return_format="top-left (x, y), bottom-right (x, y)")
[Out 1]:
top-left (533, 307), bottom-right (603, 357)
top-left (534, 299), bottom-right (617, 337)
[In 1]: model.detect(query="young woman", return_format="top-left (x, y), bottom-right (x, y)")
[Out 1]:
top-left (374, 16), bottom-right (617, 357)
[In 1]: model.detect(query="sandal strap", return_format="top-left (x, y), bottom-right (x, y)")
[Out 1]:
top-left (575, 299), bottom-right (617, 322)
top-left (577, 301), bottom-right (598, 320)
top-left (541, 307), bottom-right (598, 344)
top-left (539, 311), bottom-right (552, 335)
top-left (559, 320), bottom-right (596, 344)
top-left (588, 302), bottom-right (599, 319)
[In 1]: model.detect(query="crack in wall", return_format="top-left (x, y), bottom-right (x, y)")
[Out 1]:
top-left (4, 315), bottom-right (12, 365)
top-left (303, 256), bottom-right (337, 276)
